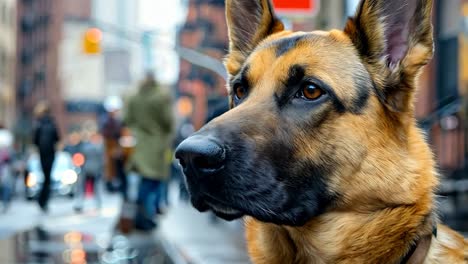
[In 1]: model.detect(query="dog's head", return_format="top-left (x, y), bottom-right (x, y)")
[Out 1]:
top-left (176, 0), bottom-right (434, 226)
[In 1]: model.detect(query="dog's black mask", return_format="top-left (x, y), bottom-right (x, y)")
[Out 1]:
top-left (175, 106), bottom-right (336, 226)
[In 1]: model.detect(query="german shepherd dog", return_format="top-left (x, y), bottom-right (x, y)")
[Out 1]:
top-left (175, 0), bottom-right (468, 262)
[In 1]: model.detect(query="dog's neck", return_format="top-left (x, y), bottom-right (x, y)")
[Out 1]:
top-left (246, 205), bottom-right (437, 264)
top-left (287, 207), bottom-right (436, 263)
top-left (246, 126), bottom-right (439, 263)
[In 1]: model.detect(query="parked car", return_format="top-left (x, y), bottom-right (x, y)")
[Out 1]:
top-left (25, 151), bottom-right (79, 199)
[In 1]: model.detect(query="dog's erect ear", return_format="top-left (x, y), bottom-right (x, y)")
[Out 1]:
top-left (344, 0), bottom-right (434, 113)
top-left (225, 0), bottom-right (284, 71)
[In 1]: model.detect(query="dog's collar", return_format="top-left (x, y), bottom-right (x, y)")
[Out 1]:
top-left (399, 226), bottom-right (437, 264)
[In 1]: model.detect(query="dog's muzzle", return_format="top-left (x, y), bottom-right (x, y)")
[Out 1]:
top-left (174, 129), bottom-right (331, 225)
top-left (175, 135), bottom-right (245, 219)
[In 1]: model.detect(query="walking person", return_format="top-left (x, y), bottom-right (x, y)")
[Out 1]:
top-left (124, 73), bottom-right (175, 231)
top-left (0, 124), bottom-right (14, 212)
top-left (100, 97), bottom-right (124, 192)
top-left (32, 102), bottom-right (60, 212)
top-left (74, 131), bottom-right (104, 212)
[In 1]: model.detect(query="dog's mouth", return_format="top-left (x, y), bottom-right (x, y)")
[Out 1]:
top-left (206, 201), bottom-right (244, 220)
top-left (193, 194), bottom-right (244, 220)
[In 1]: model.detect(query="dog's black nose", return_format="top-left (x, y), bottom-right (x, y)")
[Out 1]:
top-left (175, 136), bottom-right (225, 176)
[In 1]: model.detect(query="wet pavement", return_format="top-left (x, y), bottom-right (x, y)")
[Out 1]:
top-left (159, 202), bottom-right (249, 264)
top-left (0, 188), bottom-right (250, 264)
top-left (0, 194), bottom-right (173, 264)
top-left (0, 227), bottom-right (173, 264)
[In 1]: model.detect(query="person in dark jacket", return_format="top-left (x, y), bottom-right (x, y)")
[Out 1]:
top-left (33, 102), bottom-right (60, 212)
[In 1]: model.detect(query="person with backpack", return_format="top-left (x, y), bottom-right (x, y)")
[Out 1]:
top-left (32, 102), bottom-right (60, 212)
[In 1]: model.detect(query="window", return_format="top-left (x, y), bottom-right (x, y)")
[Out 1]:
top-left (0, 4), bottom-right (16, 28)
top-left (9, 6), bottom-right (15, 28)
top-left (0, 3), bottom-right (6, 25)
top-left (0, 51), bottom-right (5, 79)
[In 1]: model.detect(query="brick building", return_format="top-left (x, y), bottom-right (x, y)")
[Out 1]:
top-left (177, 0), bottom-right (229, 130)
top-left (15, 0), bottom-right (64, 148)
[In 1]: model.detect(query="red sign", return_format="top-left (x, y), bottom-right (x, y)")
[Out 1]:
top-left (272, 0), bottom-right (319, 16)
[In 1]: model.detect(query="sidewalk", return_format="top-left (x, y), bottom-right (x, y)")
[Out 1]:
top-left (159, 201), bottom-right (250, 264)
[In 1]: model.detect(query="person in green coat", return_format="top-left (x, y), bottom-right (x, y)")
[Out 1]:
top-left (124, 73), bottom-right (175, 231)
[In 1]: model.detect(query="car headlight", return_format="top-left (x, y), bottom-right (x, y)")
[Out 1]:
top-left (26, 172), bottom-right (37, 187)
top-left (61, 169), bottom-right (78, 185)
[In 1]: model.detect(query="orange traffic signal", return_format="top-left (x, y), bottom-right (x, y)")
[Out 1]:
top-left (83, 28), bottom-right (102, 54)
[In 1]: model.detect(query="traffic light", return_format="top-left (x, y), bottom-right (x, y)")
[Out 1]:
top-left (82, 28), bottom-right (102, 54)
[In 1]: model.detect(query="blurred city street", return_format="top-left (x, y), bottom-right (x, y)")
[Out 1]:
top-left (0, 0), bottom-right (466, 263)
top-left (0, 187), bottom-right (250, 264)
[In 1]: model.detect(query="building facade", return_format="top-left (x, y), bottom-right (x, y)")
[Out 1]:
top-left (92, 0), bottom-right (141, 97)
top-left (60, 0), bottom-right (183, 131)
top-left (59, 0), bottom-right (105, 130)
top-left (0, 0), bottom-right (16, 128)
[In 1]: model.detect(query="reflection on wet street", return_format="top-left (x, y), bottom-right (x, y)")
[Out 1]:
top-left (0, 224), bottom-right (173, 264)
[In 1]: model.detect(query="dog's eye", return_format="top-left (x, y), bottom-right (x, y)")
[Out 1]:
top-left (298, 83), bottom-right (325, 101)
top-left (234, 84), bottom-right (248, 100)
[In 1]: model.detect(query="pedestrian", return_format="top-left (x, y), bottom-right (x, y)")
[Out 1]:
top-left (124, 72), bottom-right (175, 231)
top-left (32, 102), bottom-right (60, 212)
top-left (63, 130), bottom-right (83, 156)
top-left (74, 130), bottom-right (104, 212)
top-left (0, 124), bottom-right (14, 212)
top-left (100, 96), bottom-right (124, 192)
top-left (117, 126), bottom-right (135, 201)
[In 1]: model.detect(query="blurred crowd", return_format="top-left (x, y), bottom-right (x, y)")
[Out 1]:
top-left (0, 72), bottom-right (228, 234)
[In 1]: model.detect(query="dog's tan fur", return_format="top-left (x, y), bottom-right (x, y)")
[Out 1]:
top-left (222, 0), bottom-right (468, 263)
